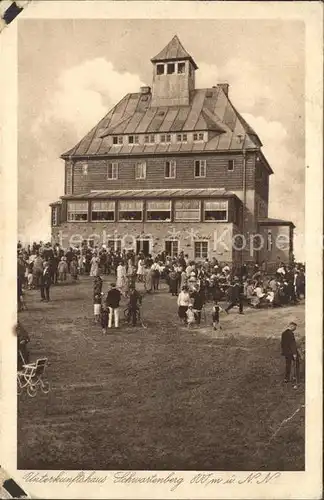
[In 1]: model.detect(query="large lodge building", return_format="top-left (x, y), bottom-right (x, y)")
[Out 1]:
top-left (50, 35), bottom-right (294, 266)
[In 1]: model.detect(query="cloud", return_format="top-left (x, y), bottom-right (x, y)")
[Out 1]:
top-left (33, 57), bottom-right (145, 139)
top-left (197, 59), bottom-right (272, 111)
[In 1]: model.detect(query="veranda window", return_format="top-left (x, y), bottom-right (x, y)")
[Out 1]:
top-left (91, 201), bottom-right (115, 221)
top-left (146, 201), bottom-right (171, 221)
top-left (204, 200), bottom-right (228, 221)
top-left (119, 200), bottom-right (143, 221)
top-left (67, 201), bottom-right (88, 222)
top-left (174, 200), bottom-right (200, 222)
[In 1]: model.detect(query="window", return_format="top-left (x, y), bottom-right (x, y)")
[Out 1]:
top-left (119, 200), bottom-right (143, 221)
top-left (194, 241), bottom-right (208, 259)
top-left (107, 162), bottom-right (118, 180)
top-left (82, 163), bottom-right (88, 175)
top-left (135, 161), bottom-right (146, 179)
top-left (156, 64), bottom-right (165, 75)
top-left (193, 132), bottom-right (204, 141)
top-left (112, 136), bottom-right (123, 145)
top-left (204, 200), bottom-right (228, 221)
top-left (108, 239), bottom-right (122, 252)
top-left (167, 63), bottom-right (175, 74)
top-left (165, 160), bottom-right (176, 178)
top-left (194, 159), bottom-right (206, 178)
top-left (160, 134), bottom-right (171, 144)
top-left (91, 201), bottom-right (115, 221)
top-left (51, 207), bottom-right (58, 226)
top-left (128, 135), bottom-right (139, 145)
top-left (174, 200), bottom-right (201, 222)
top-left (144, 134), bottom-right (155, 144)
top-left (67, 201), bottom-right (88, 222)
top-left (267, 230), bottom-right (273, 251)
top-left (177, 133), bottom-right (187, 143)
top-left (165, 240), bottom-right (179, 258)
top-left (228, 159), bottom-right (235, 171)
top-left (146, 201), bottom-right (171, 221)
top-left (177, 62), bottom-right (185, 74)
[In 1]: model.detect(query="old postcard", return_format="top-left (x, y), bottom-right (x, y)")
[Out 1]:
top-left (0, 1), bottom-right (322, 498)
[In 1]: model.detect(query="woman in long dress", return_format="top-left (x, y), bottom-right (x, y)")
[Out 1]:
top-left (116, 262), bottom-right (127, 291)
top-left (90, 253), bottom-right (99, 277)
top-left (137, 258), bottom-right (145, 283)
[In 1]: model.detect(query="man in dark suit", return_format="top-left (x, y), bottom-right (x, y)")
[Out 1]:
top-left (225, 276), bottom-right (244, 314)
top-left (40, 261), bottom-right (52, 302)
top-left (281, 321), bottom-right (300, 388)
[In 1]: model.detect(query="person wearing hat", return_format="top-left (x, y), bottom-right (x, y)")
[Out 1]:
top-left (281, 321), bottom-right (300, 388)
top-left (106, 283), bottom-right (121, 328)
top-left (40, 261), bottom-right (52, 302)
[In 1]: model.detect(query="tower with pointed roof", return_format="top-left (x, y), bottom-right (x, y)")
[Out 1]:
top-left (150, 35), bottom-right (197, 107)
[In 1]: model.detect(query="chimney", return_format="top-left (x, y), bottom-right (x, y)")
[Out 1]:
top-left (218, 83), bottom-right (229, 96)
top-left (140, 86), bottom-right (151, 94)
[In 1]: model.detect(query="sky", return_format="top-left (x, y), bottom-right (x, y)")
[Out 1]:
top-left (18, 19), bottom-right (305, 259)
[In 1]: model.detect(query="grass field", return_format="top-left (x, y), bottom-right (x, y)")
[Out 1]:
top-left (17, 276), bottom-right (305, 471)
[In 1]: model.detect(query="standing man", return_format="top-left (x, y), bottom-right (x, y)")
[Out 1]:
top-left (281, 321), bottom-right (300, 389)
top-left (225, 276), bottom-right (244, 314)
top-left (127, 285), bottom-right (142, 326)
top-left (40, 261), bottom-right (52, 302)
top-left (106, 283), bottom-right (121, 329)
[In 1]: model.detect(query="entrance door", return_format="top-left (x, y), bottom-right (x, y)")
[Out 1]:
top-left (136, 239), bottom-right (150, 256)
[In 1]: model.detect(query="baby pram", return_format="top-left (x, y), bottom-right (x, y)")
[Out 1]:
top-left (17, 357), bottom-right (50, 397)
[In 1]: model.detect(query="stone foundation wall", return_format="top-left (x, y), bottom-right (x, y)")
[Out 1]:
top-left (52, 221), bottom-right (240, 263)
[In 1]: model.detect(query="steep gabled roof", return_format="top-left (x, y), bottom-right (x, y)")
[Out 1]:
top-left (151, 35), bottom-right (198, 69)
top-left (61, 86), bottom-right (264, 158)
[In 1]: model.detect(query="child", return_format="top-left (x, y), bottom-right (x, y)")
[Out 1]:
top-left (100, 303), bottom-right (109, 334)
top-left (93, 293), bottom-right (101, 323)
top-left (212, 300), bottom-right (222, 331)
top-left (186, 304), bottom-right (196, 328)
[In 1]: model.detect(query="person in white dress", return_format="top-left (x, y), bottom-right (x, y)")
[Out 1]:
top-left (90, 254), bottom-right (99, 277)
top-left (116, 262), bottom-right (127, 291)
top-left (137, 258), bottom-right (145, 282)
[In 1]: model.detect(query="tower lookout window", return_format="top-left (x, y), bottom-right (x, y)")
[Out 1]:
top-left (177, 62), bottom-right (185, 74)
top-left (156, 64), bottom-right (165, 75)
top-left (167, 63), bottom-right (175, 74)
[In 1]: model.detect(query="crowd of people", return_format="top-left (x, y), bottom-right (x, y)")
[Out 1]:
top-left (17, 240), bottom-right (306, 314)
top-left (17, 240), bottom-right (306, 388)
